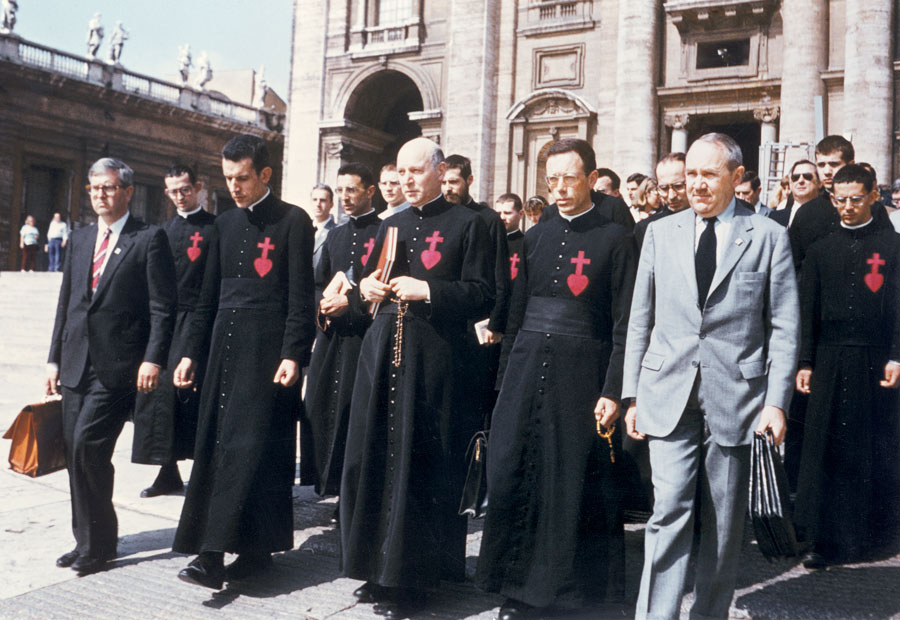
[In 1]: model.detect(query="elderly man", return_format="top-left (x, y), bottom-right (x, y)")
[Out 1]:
top-left (341, 137), bottom-right (494, 617)
top-left (623, 133), bottom-right (799, 620)
top-left (48, 157), bottom-right (177, 575)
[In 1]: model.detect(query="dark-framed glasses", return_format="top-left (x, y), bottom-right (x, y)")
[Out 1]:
top-left (657, 182), bottom-right (686, 194)
top-left (791, 173), bottom-right (815, 182)
top-left (545, 173), bottom-right (584, 188)
top-left (831, 195), bottom-right (867, 207)
top-left (85, 184), bottom-right (122, 195)
top-left (165, 187), bottom-right (194, 198)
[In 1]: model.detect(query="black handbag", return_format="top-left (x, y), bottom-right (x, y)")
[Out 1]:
top-left (749, 429), bottom-right (799, 560)
top-left (458, 430), bottom-right (489, 519)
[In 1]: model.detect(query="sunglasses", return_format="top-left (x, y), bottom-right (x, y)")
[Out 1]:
top-left (791, 172), bottom-right (815, 182)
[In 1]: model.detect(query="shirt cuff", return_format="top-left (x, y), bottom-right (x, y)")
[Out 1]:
top-left (47, 363), bottom-right (59, 374)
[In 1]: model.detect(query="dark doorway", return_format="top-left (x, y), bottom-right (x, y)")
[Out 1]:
top-left (689, 115), bottom-right (761, 174)
top-left (21, 165), bottom-right (70, 271)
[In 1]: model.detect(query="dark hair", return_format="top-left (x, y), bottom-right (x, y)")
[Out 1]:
top-left (789, 159), bottom-right (816, 175)
top-left (496, 192), bottom-right (523, 211)
top-left (594, 168), bottom-right (619, 189)
top-left (627, 172), bottom-right (648, 185)
top-left (658, 152), bottom-right (686, 165)
top-left (380, 162), bottom-right (397, 175)
top-left (221, 134), bottom-right (270, 173)
top-left (338, 162), bottom-right (375, 188)
top-left (165, 163), bottom-right (197, 185)
top-left (444, 154), bottom-right (472, 179)
top-left (547, 139), bottom-right (597, 178)
top-left (857, 162), bottom-right (877, 183)
top-left (815, 135), bottom-right (854, 163)
top-left (740, 171), bottom-right (761, 192)
top-left (833, 163), bottom-right (875, 192)
top-left (311, 183), bottom-right (333, 201)
top-left (524, 195), bottom-right (548, 212)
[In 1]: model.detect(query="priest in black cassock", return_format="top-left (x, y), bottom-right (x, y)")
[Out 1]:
top-left (340, 137), bottom-right (494, 617)
top-left (476, 139), bottom-right (634, 619)
top-left (794, 164), bottom-right (900, 570)
top-left (494, 192), bottom-right (525, 282)
top-left (132, 164), bottom-right (215, 498)
top-left (302, 162), bottom-right (381, 504)
top-left (172, 135), bottom-right (315, 589)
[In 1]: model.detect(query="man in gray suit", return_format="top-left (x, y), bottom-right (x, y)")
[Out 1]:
top-left (623, 133), bottom-right (799, 620)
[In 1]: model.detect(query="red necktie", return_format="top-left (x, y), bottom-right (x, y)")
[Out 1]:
top-left (92, 228), bottom-right (111, 292)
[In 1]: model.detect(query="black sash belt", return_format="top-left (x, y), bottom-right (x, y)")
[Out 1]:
top-left (218, 277), bottom-right (284, 312)
top-left (520, 296), bottom-right (601, 339)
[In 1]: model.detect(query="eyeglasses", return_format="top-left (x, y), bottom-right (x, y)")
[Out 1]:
top-left (545, 174), bottom-right (585, 188)
top-left (831, 195), bottom-right (867, 207)
top-left (85, 184), bottom-right (122, 195)
top-left (791, 173), bottom-right (815, 182)
top-left (165, 187), bottom-right (194, 198)
top-left (657, 182), bottom-right (686, 194)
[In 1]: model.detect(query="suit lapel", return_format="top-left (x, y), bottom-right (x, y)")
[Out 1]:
top-left (708, 210), bottom-right (753, 298)
top-left (74, 224), bottom-right (98, 299)
top-left (673, 210), bottom-right (699, 305)
top-left (90, 218), bottom-right (137, 305)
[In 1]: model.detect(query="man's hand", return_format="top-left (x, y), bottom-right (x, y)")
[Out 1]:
top-left (173, 357), bottom-right (195, 388)
top-left (137, 362), bottom-right (160, 393)
top-left (624, 403), bottom-right (645, 440)
top-left (795, 368), bottom-right (812, 394)
top-left (320, 293), bottom-right (349, 317)
top-left (273, 359), bottom-right (300, 387)
top-left (881, 362), bottom-right (900, 388)
top-left (46, 369), bottom-right (59, 396)
top-left (360, 268), bottom-right (391, 303)
top-left (482, 328), bottom-right (502, 345)
top-left (389, 276), bottom-right (429, 301)
top-left (756, 405), bottom-right (787, 445)
top-left (594, 397), bottom-right (619, 429)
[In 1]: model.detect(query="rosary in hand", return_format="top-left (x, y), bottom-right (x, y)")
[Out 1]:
top-left (596, 419), bottom-right (615, 463)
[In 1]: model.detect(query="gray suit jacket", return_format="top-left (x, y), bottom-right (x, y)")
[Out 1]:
top-left (622, 203), bottom-right (799, 446)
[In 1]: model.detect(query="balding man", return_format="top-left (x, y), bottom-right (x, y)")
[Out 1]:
top-left (340, 137), bottom-right (494, 617)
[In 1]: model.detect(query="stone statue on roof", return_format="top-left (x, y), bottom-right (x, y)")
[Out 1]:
top-left (195, 51), bottom-right (213, 90)
top-left (107, 21), bottom-right (128, 64)
top-left (253, 65), bottom-right (268, 108)
top-left (178, 43), bottom-right (192, 85)
top-left (1, 0), bottom-right (18, 34)
top-left (86, 13), bottom-right (103, 59)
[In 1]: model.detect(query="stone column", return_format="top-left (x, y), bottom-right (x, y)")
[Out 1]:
top-left (613, 0), bottom-right (660, 176)
top-left (664, 113), bottom-right (690, 155)
top-left (843, 0), bottom-right (893, 177)
top-left (779, 0), bottom-right (827, 147)
top-left (754, 104), bottom-right (780, 147)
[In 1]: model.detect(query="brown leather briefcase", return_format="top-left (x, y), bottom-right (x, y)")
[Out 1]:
top-left (3, 397), bottom-right (66, 477)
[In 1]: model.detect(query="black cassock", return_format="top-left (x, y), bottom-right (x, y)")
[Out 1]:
top-left (173, 194), bottom-right (315, 555)
top-left (302, 210), bottom-right (381, 496)
top-left (340, 196), bottom-right (494, 589)
top-left (133, 209), bottom-right (216, 465)
top-left (476, 207), bottom-right (635, 608)
top-left (794, 222), bottom-right (900, 562)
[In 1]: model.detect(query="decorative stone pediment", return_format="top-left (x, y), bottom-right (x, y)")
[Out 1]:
top-left (506, 89), bottom-right (596, 122)
top-left (664, 0), bottom-right (778, 33)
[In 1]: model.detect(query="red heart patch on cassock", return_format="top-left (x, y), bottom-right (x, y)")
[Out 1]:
top-left (421, 250), bottom-right (441, 270)
top-left (187, 247), bottom-right (201, 262)
top-left (865, 272), bottom-right (884, 292)
top-left (254, 257), bottom-right (273, 278)
top-left (567, 273), bottom-right (588, 296)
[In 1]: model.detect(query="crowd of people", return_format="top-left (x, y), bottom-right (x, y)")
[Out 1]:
top-left (43, 130), bottom-right (900, 620)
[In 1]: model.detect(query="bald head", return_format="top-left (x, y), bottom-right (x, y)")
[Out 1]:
top-left (397, 137), bottom-right (446, 207)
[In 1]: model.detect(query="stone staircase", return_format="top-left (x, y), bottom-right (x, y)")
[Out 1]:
top-left (0, 271), bottom-right (62, 433)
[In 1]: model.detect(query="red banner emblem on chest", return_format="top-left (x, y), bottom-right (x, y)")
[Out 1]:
top-left (567, 251), bottom-right (590, 296)
top-left (186, 232), bottom-right (203, 262)
top-left (420, 231), bottom-right (444, 270)
top-left (361, 237), bottom-right (375, 266)
top-left (509, 253), bottom-right (520, 280)
top-left (254, 237), bottom-right (274, 278)
top-left (865, 252), bottom-right (885, 292)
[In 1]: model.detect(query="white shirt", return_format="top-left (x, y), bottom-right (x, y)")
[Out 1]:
top-left (380, 202), bottom-right (410, 220)
top-left (890, 210), bottom-right (900, 233)
top-left (94, 211), bottom-right (130, 280)
top-left (47, 219), bottom-right (69, 241)
top-left (694, 197), bottom-right (736, 264)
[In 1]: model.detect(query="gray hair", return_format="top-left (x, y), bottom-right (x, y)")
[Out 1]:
top-left (892, 178), bottom-right (900, 192)
top-left (693, 133), bottom-right (743, 171)
top-left (430, 144), bottom-right (445, 169)
top-left (88, 157), bottom-right (134, 187)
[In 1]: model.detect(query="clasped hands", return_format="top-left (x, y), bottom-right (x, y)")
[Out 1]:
top-left (360, 268), bottom-right (429, 303)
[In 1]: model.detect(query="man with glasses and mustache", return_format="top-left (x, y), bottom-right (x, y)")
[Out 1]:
top-left (132, 164), bottom-right (215, 499)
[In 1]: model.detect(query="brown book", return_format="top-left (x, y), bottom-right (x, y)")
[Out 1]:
top-left (369, 226), bottom-right (398, 318)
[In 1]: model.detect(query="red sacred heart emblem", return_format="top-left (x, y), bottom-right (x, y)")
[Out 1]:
top-left (567, 273), bottom-right (589, 296)
top-left (255, 237), bottom-right (274, 278)
top-left (509, 253), bottom-right (520, 280)
top-left (186, 247), bottom-right (201, 262)
top-left (865, 253), bottom-right (885, 292)
top-left (420, 230), bottom-right (444, 270)
top-left (361, 238), bottom-right (375, 266)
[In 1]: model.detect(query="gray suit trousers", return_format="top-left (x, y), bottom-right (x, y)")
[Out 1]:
top-left (636, 406), bottom-right (751, 620)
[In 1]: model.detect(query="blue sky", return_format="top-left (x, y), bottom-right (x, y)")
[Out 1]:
top-left (14, 0), bottom-right (293, 96)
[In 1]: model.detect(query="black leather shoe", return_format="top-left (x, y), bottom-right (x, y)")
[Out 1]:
top-left (140, 479), bottom-right (184, 498)
top-left (374, 588), bottom-right (426, 619)
top-left (71, 555), bottom-right (109, 575)
top-left (178, 554), bottom-right (225, 589)
top-left (56, 550), bottom-right (79, 568)
top-left (802, 551), bottom-right (827, 570)
top-left (353, 581), bottom-right (385, 603)
top-left (331, 504), bottom-right (340, 524)
top-left (225, 553), bottom-right (272, 581)
top-left (498, 598), bottom-right (535, 620)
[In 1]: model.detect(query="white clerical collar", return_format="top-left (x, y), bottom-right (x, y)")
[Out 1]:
top-left (559, 204), bottom-right (595, 222)
top-left (246, 189), bottom-right (271, 212)
top-left (412, 194), bottom-right (442, 211)
top-left (350, 209), bottom-right (376, 220)
top-left (507, 230), bottom-right (520, 237)
top-left (841, 217), bottom-right (874, 230)
top-left (98, 211), bottom-right (129, 235)
top-left (178, 206), bottom-right (203, 219)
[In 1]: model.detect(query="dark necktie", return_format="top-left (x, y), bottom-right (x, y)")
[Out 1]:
top-left (695, 216), bottom-right (717, 309)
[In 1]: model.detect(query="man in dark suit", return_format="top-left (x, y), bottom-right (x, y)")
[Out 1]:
top-left (47, 157), bottom-right (177, 575)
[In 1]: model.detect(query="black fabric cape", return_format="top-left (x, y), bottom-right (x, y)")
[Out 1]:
top-left (132, 208), bottom-right (216, 464)
top-left (339, 195), bottom-right (494, 589)
top-left (301, 210), bottom-right (381, 496)
top-left (476, 207), bottom-right (635, 607)
top-left (173, 194), bottom-right (315, 555)
top-left (794, 222), bottom-right (900, 562)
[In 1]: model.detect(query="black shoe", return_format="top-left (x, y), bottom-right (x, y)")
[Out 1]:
top-left (353, 581), bottom-right (385, 603)
top-left (71, 555), bottom-right (109, 575)
top-left (802, 551), bottom-right (827, 570)
top-left (374, 588), bottom-right (426, 619)
top-left (141, 464), bottom-right (184, 497)
top-left (498, 598), bottom-right (535, 620)
top-left (331, 504), bottom-right (340, 524)
top-left (178, 554), bottom-right (225, 589)
top-left (224, 553), bottom-right (272, 581)
top-left (56, 550), bottom-right (79, 568)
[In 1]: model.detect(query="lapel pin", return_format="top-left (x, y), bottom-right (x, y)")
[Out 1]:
top-left (114, 248), bottom-right (122, 254)
top-left (735, 239), bottom-right (744, 246)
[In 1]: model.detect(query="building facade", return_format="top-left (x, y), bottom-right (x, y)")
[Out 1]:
top-left (284, 0), bottom-right (898, 211)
